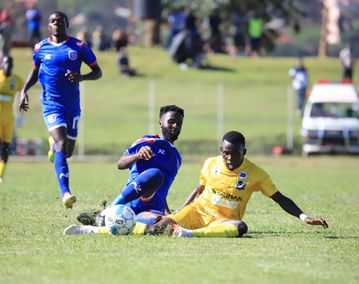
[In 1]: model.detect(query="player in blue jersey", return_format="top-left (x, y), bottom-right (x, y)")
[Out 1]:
top-left (63, 105), bottom-right (185, 235)
top-left (19, 11), bottom-right (102, 208)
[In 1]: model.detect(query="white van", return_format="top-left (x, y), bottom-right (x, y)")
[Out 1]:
top-left (301, 82), bottom-right (359, 155)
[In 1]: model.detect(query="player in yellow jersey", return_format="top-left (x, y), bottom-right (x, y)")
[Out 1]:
top-left (146, 131), bottom-right (328, 237)
top-left (0, 56), bottom-right (24, 183)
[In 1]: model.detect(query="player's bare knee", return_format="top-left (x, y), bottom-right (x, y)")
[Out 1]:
top-left (66, 147), bottom-right (74, 158)
top-left (55, 139), bottom-right (67, 152)
top-left (1, 142), bottom-right (10, 161)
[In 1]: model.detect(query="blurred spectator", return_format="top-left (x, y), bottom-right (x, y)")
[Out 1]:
top-left (112, 28), bottom-right (128, 52)
top-left (184, 9), bottom-right (204, 67)
top-left (231, 12), bottom-right (247, 55)
top-left (117, 47), bottom-right (136, 76)
top-left (165, 6), bottom-right (186, 49)
top-left (76, 27), bottom-right (92, 48)
top-left (25, 4), bottom-right (41, 48)
top-left (248, 12), bottom-right (263, 56)
top-left (0, 7), bottom-right (14, 59)
top-left (92, 25), bottom-right (111, 51)
top-left (208, 9), bottom-right (224, 53)
top-left (339, 43), bottom-right (355, 81)
top-left (289, 57), bottom-right (309, 116)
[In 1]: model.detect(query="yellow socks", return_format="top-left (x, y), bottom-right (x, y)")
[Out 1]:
top-left (192, 223), bottom-right (239, 238)
top-left (0, 161), bottom-right (5, 179)
top-left (131, 222), bottom-right (147, 235)
top-left (98, 226), bottom-right (111, 235)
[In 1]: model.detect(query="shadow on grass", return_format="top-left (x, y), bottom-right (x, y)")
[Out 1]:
top-left (198, 65), bottom-right (236, 72)
top-left (245, 231), bottom-right (358, 239)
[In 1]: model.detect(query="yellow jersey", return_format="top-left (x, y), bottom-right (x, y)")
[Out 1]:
top-left (0, 72), bottom-right (24, 117)
top-left (194, 156), bottom-right (278, 220)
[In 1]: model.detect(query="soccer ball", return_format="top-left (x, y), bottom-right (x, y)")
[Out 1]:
top-left (105, 205), bottom-right (137, 235)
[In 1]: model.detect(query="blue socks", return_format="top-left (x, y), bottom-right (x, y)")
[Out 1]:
top-left (54, 149), bottom-right (70, 197)
top-left (111, 168), bottom-right (164, 206)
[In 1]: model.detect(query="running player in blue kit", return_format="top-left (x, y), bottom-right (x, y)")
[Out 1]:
top-left (64, 105), bottom-right (184, 235)
top-left (19, 11), bottom-right (102, 208)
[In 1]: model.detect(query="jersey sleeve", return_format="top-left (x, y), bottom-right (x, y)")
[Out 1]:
top-left (81, 43), bottom-right (97, 66)
top-left (257, 167), bottom-right (278, 197)
top-left (126, 142), bottom-right (141, 155)
top-left (33, 42), bottom-right (42, 68)
top-left (126, 136), bottom-right (153, 155)
top-left (199, 158), bottom-right (212, 186)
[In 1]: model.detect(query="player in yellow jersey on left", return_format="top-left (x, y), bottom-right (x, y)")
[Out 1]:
top-left (0, 56), bottom-right (24, 183)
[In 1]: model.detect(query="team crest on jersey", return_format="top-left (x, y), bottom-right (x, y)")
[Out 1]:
top-left (68, 50), bottom-right (77, 60)
top-left (236, 180), bottom-right (246, 190)
top-left (47, 114), bottom-right (57, 124)
top-left (239, 171), bottom-right (247, 179)
top-left (213, 166), bottom-right (220, 174)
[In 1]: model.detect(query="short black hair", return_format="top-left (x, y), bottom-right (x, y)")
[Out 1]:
top-left (223, 131), bottom-right (245, 147)
top-left (159, 105), bottom-right (184, 118)
top-left (51, 11), bottom-right (69, 28)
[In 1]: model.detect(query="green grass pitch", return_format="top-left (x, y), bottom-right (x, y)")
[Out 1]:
top-left (1, 48), bottom-right (358, 283)
top-left (1, 157), bottom-right (358, 283)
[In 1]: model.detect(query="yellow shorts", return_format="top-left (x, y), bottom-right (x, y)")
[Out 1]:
top-left (169, 202), bottom-right (231, 230)
top-left (0, 115), bottom-right (14, 143)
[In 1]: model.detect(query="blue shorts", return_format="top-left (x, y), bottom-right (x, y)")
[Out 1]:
top-left (43, 108), bottom-right (81, 139)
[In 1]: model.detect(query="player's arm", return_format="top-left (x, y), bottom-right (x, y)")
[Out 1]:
top-left (65, 63), bottom-right (102, 83)
top-left (19, 67), bottom-right (39, 112)
top-left (178, 184), bottom-right (205, 211)
top-left (117, 145), bottom-right (154, 170)
top-left (271, 191), bottom-right (328, 228)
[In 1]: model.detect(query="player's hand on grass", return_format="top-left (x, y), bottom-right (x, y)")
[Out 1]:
top-left (65, 69), bottom-right (82, 83)
top-left (137, 146), bottom-right (154, 160)
top-left (19, 92), bottom-right (29, 112)
top-left (304, 217), bottom-right (329, 229)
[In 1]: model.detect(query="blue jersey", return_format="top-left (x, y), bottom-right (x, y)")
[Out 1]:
top-left (125, 135), bottom-right (182, 214)
top-left (33, 36), bottom-right (97, 112)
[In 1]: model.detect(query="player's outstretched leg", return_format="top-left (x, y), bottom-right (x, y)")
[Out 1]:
top-left (63, 224), bottom-right (110, 235)
top-left (172, 220), bottom-right (248, 238)
top-left (111, 168), bottom-right (165, 206)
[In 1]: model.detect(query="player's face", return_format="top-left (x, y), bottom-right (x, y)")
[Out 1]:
top-left (159, 111), bottom-right (183, 143)
top-left (48, 13), bottom-right (67, 36)
top-left (1, 57), bottom-right (13, 76)
top-left (220, 140), bottom-right (246, 171)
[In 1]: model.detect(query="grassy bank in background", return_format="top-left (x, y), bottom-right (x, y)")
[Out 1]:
top-left (11, 47), bottom-right (354, 155)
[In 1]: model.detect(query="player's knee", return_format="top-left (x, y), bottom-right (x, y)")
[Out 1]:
top-left (66, 148), bottom-right (74, 158)
top-left (141, 168), bottom-right (165, 189)
top-left (235, 221), bottom-right (248, 237)
top-left (55, 139), bottom-right (67, 152)
top-left (1, 143), bottom-right (10, 161)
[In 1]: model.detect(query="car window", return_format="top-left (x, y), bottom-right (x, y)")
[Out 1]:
top-left (310, 103), bottom-right (359, 118)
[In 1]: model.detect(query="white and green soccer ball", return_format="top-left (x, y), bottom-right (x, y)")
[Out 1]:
top-left (105, 205), bottom-right (137, 235)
